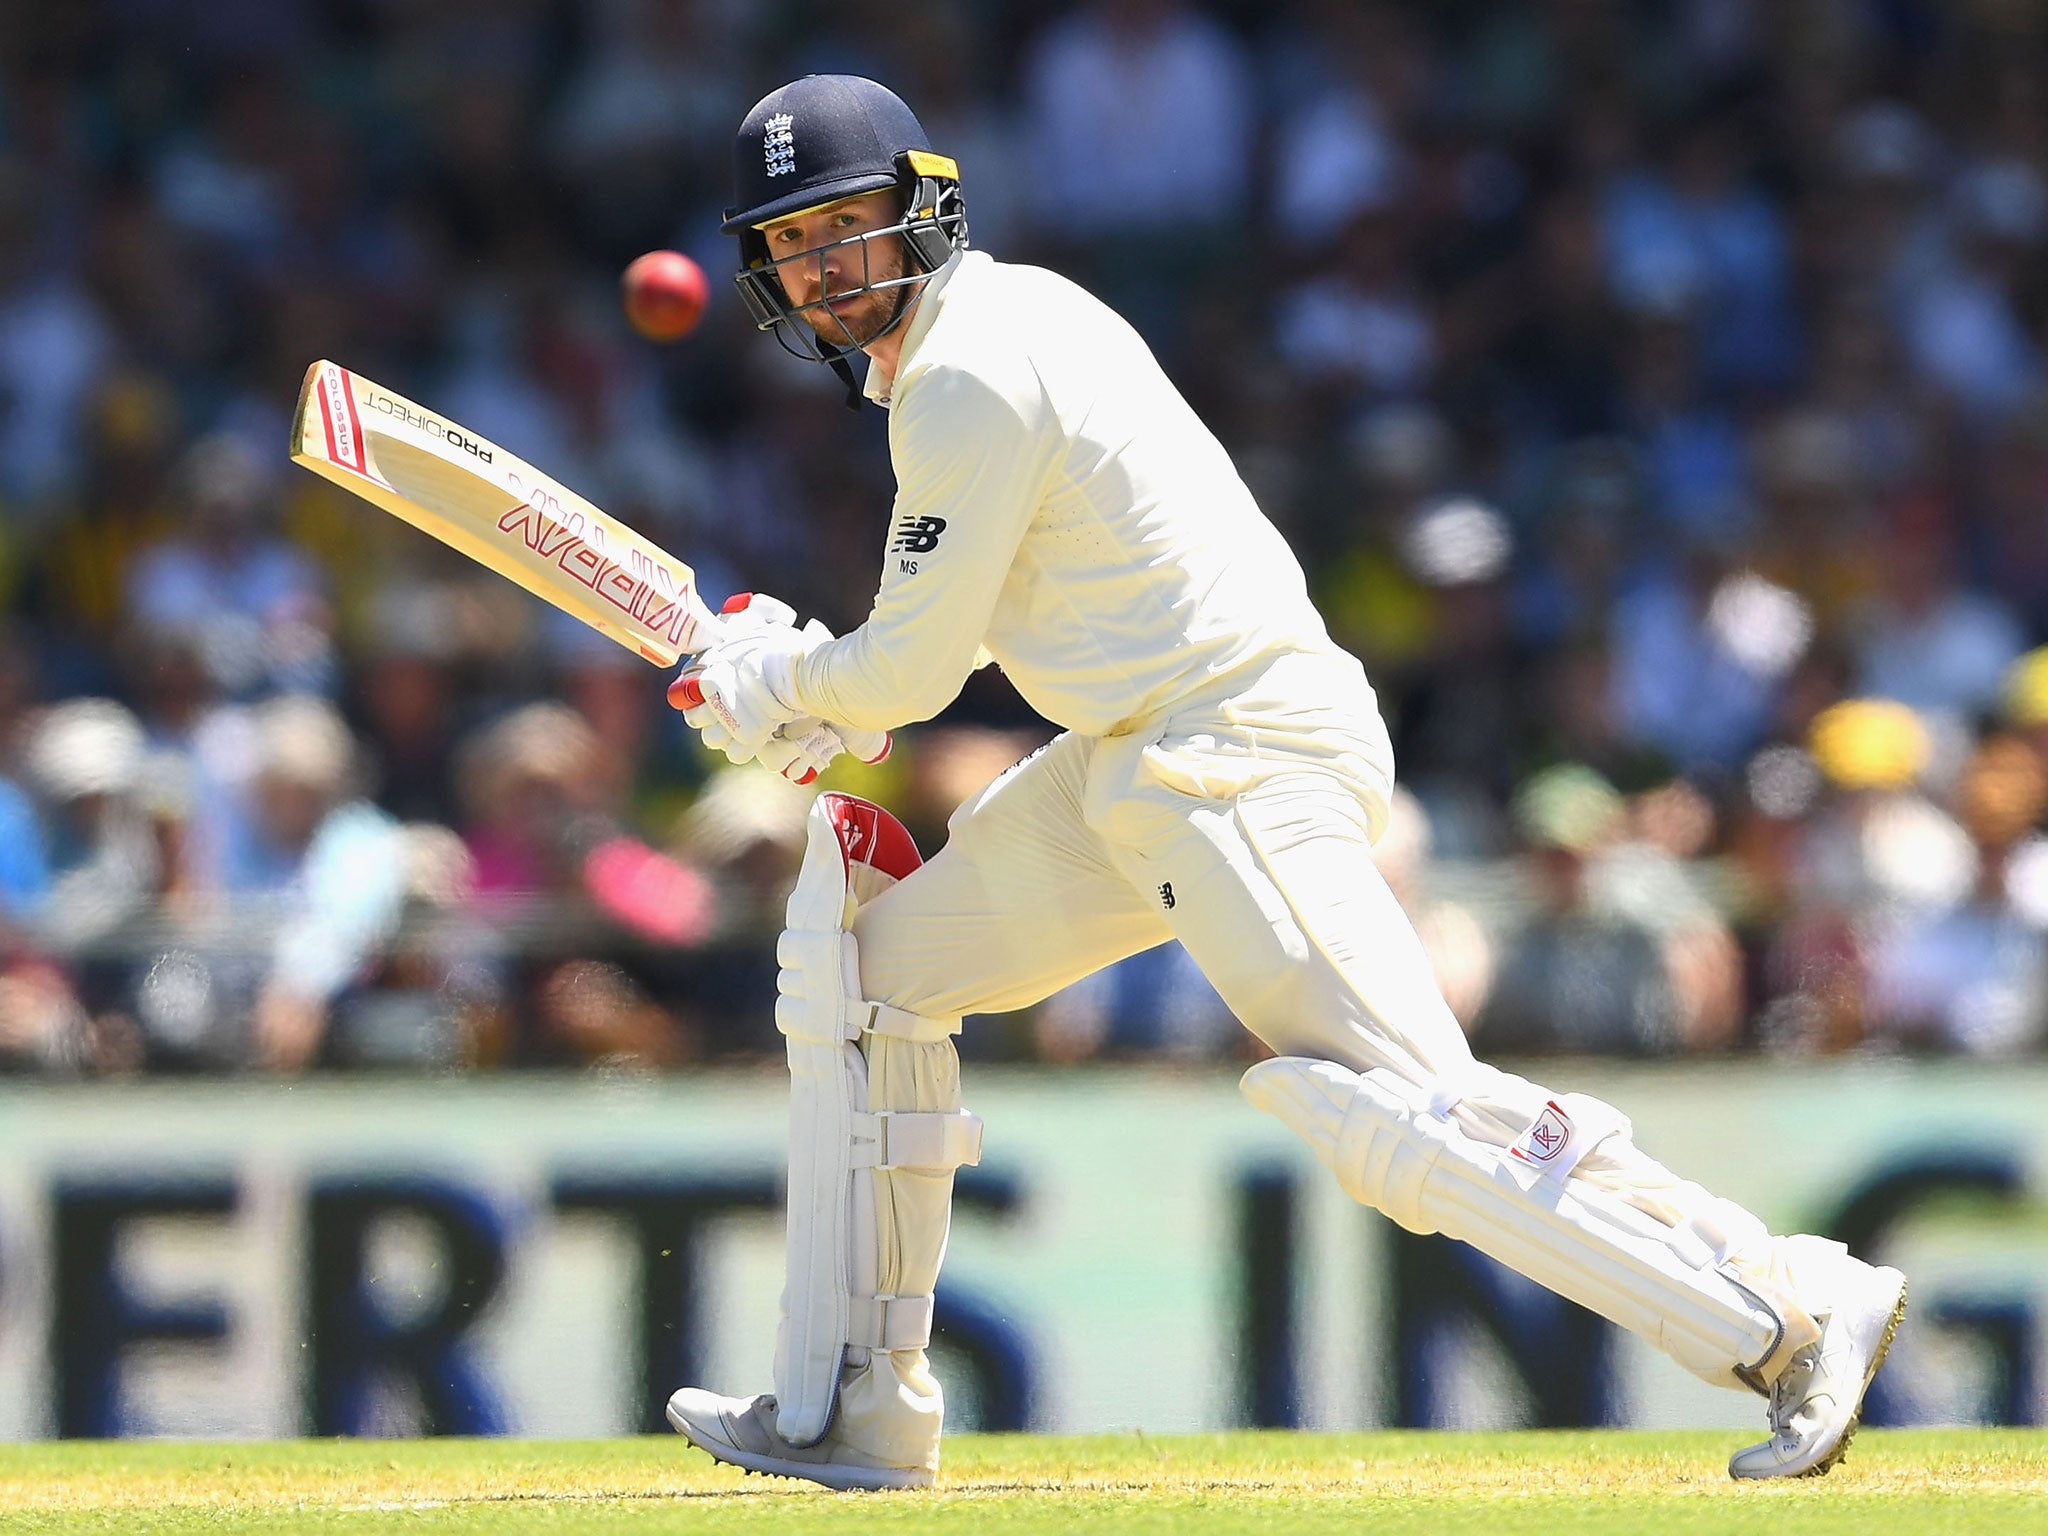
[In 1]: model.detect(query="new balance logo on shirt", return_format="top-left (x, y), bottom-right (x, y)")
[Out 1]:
top-left (890, 515), bottom-right (947, 554)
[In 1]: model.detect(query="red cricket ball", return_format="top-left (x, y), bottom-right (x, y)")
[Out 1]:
top-left (621, 250), bottom-right (709, 342)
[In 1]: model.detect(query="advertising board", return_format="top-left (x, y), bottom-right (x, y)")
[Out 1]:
top-left (0, 1062), bottom-right (2039, 1438)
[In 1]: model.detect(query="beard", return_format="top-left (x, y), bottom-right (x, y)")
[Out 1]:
top-left (798, 246), bottom-right (913, 349)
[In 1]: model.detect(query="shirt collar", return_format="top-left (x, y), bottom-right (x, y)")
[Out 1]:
top-left (863, 248), bottom-right (968, 408)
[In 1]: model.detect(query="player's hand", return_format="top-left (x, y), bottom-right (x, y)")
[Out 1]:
top-left (713, 591), bottom-right (802, 637)
top-left (673, 595), bottom-right (800, 770)
top-left (669, 626), bottom-right (808, 762)
top-left (669, 594), bottom-right (890, 775)
top-left (755, 720), bottom-right (846, 786)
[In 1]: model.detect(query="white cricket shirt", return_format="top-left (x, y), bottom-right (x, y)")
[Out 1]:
top-left (787, 249), bottom-right (1386, 758)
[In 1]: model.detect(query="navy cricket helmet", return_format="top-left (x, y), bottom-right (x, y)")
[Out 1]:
top-left (723, 76), bottom-right (967, 397)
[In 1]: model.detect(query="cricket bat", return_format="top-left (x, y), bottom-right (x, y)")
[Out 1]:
top-left (291, 359), bottom-right (720, 666)
top-left (288, 359), bottom-right (886, 759)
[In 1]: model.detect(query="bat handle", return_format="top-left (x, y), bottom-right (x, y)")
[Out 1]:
top-left (689, 605), bottom-right (728, 653)
top-left (662, 600), bottom-right (724, 703)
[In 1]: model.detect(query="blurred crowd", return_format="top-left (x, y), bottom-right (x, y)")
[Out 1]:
top-left (7, 0), bottom-right (2048, 1072)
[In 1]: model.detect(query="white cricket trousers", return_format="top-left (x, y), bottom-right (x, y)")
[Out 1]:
top-left (846, 656), bottom-right (1785, 1450)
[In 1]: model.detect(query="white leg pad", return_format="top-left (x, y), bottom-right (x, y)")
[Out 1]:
top-left (1243, 1056), bottom-right (1809, 1390)
top-left (771, 794), bottom-right (981, 1451)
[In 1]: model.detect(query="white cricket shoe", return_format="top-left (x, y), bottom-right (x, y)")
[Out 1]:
top-left (1727, 1260), bottom-right (1908, 1480)
top-left (665, 1388), bottom-right (935, 1492)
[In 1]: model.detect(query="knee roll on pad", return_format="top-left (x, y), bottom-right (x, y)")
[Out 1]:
top-left (1242, 1056), bottom-right (1807, 1390)
top-left (772, 794), bottom-right (982, 1449)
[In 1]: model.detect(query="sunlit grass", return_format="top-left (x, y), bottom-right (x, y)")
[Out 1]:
top-left (0, 1429), bottom-right (2042, 1533)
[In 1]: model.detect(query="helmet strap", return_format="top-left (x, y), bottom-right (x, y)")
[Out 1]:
top-left (831, 354), bottom-right (863, 411)
top-left (829, 275), bottom-right (918, 409)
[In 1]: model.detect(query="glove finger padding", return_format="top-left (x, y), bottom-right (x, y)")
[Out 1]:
top-left (684, 706), bottom-right (746, 763)
top-left (835, 724), bottom-right (893, 765)
top-left (754, 735), bottom-right (807, 780)
top-left (692, 639), bottom-right (802, 750)
top-left (757, 723), bottom-right (845, 785)
top-left (721, 591), bottom-right (799, 631)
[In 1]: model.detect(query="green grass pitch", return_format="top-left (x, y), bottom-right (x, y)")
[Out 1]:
top-left (2, 1430), bottom-right (2044, 1534)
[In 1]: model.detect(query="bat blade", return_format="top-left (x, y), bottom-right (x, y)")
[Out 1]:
top-left (288, 360), bottom-right (712, 666)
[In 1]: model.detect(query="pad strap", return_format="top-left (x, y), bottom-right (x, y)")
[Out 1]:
top-left (847, 1293), bottom-right (935, 1352)
top-left (844, 998), bottom-right (962, 1043)
top-left (849, 1109), bottom-right (984, 1171)
top-left (775, 929), bottom-right (960, 1044)
top-left (1504, 1093), bottom-right (1631, 1190)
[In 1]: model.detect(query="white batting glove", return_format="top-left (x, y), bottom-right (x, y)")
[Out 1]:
top-left (669, 629), bottom-right (805, 762)
top-left (671, 592), bottom-right (792, 767)
top-left (714, 592), bottom-right (802, 637)
top-left (667, 594), bottom-right (890, 781)
top-left (754, 720), bottom-right (849, 786)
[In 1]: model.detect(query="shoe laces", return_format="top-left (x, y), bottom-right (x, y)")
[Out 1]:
top-left (1768, 1342), bottom-right (1820, 1435)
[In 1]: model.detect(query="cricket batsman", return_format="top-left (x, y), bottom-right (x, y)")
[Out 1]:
top-left (663, 75), bottom-right (1907, 1489)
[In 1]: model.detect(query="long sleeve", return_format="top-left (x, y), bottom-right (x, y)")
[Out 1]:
top-left (780, 252), bottom-right (1353, 740)
top-left (787, 363), bottom-right (1050, 731)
